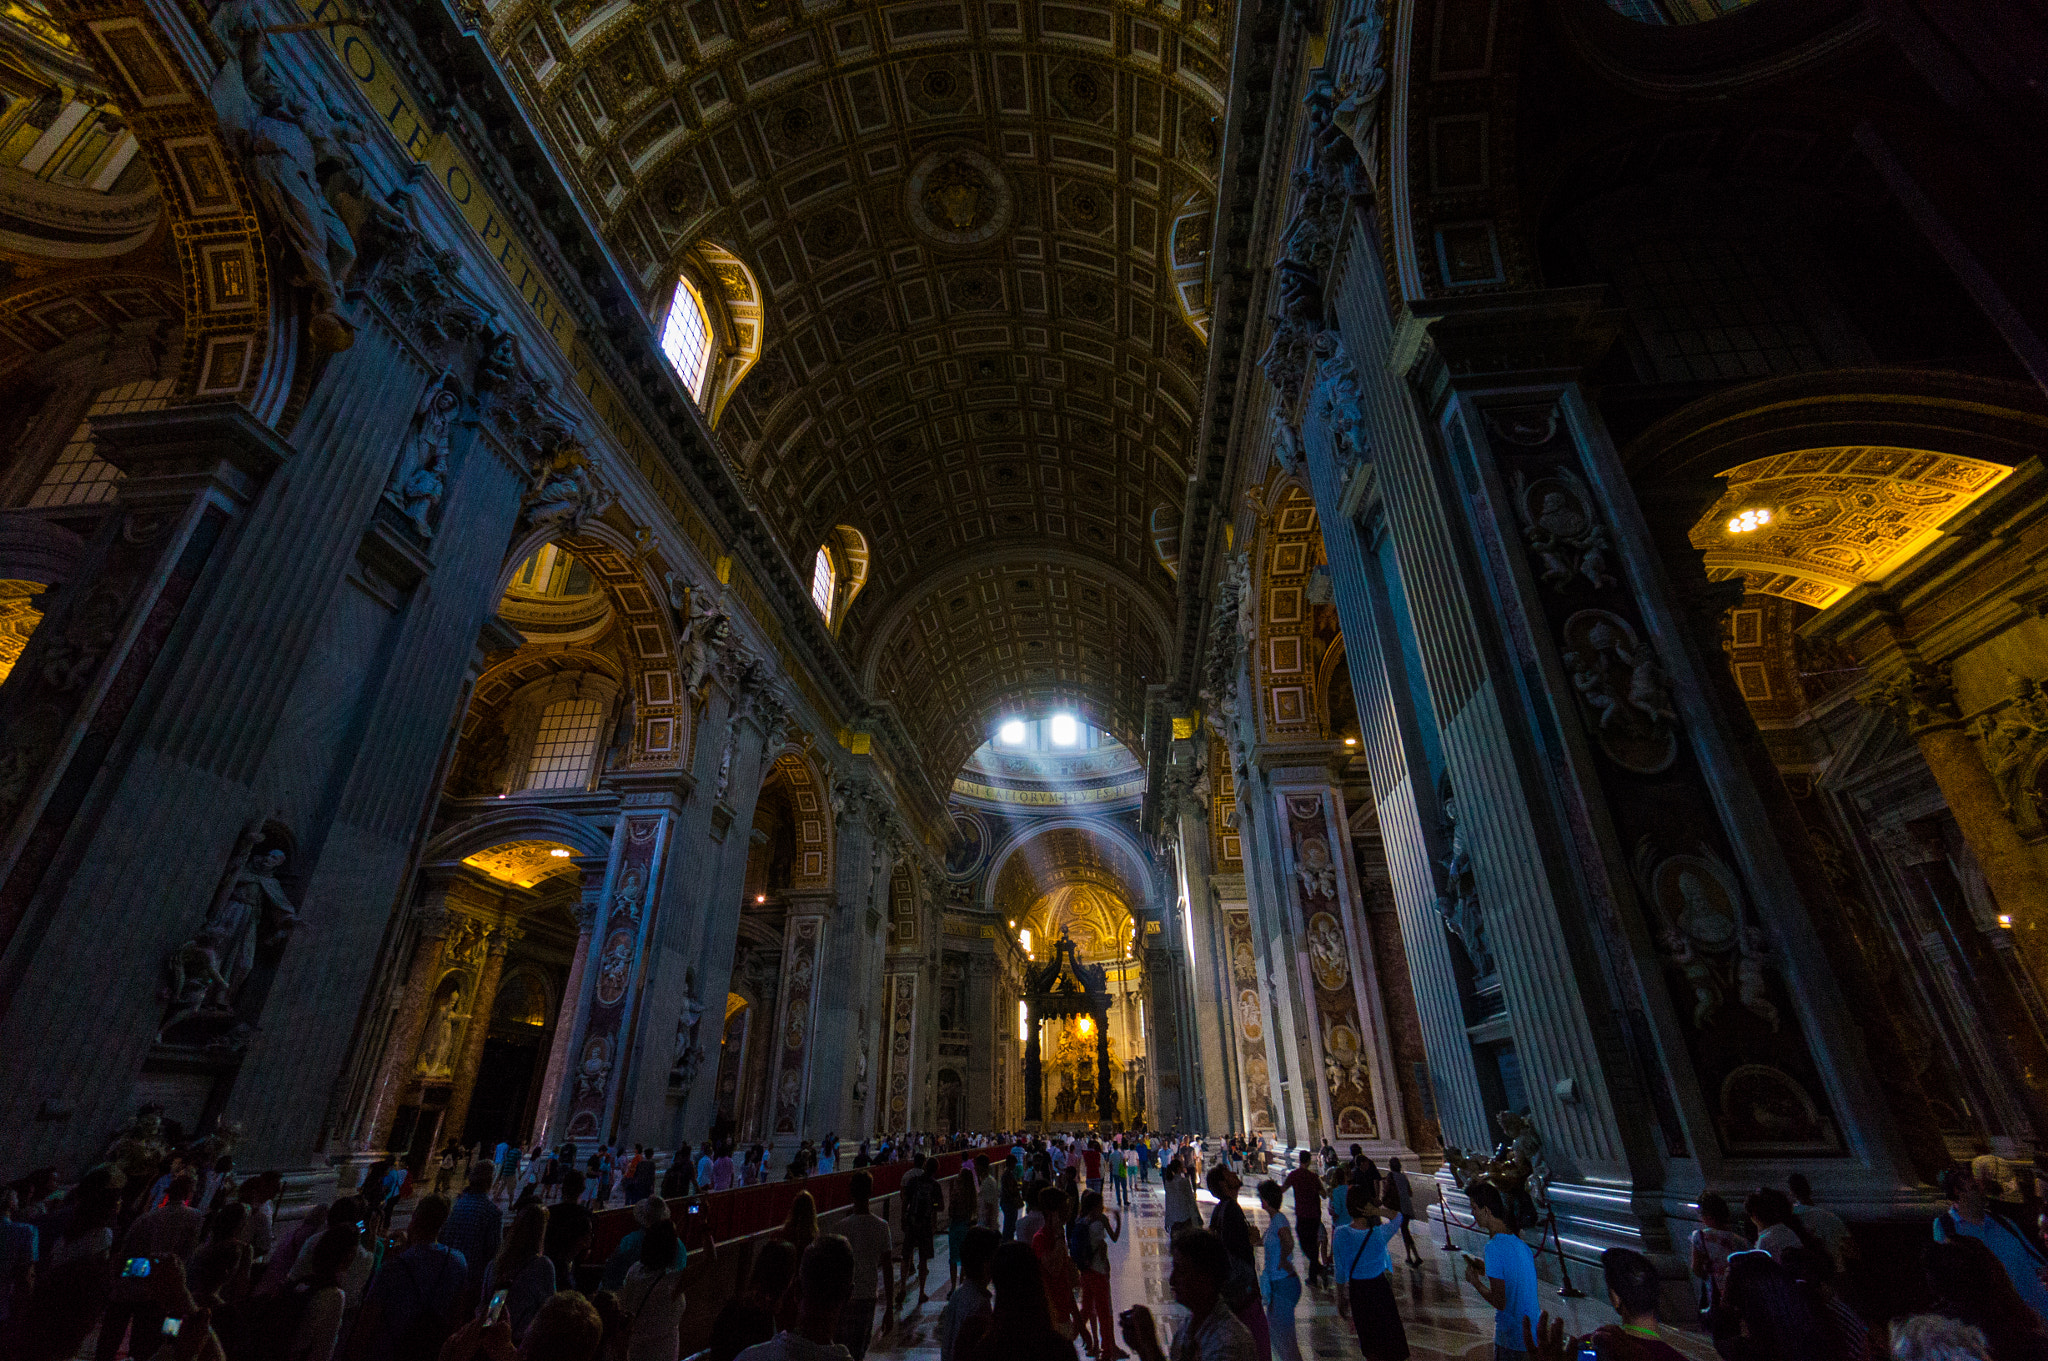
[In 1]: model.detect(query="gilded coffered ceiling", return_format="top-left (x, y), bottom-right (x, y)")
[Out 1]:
top-left (1691, 445), bottom-right (2013, 611)
top-left (992, 824), bottom-right (1142, 926)
top-left (479, 0), bottom-right (1226, 783)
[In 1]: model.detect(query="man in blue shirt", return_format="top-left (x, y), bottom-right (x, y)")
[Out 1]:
top-left (1934, 1169), bottom-right (2048, 1322)
top-left (1462, 1182), bottom-right (1539, 1361)
top-left (354, 1193), bottom-right (467, 1358)
top-left (438, 1164), bottom-right (502, 1305)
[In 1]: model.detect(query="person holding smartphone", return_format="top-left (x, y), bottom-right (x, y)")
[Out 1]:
top-left (1462, 1182), bottom-right (1540, 1361)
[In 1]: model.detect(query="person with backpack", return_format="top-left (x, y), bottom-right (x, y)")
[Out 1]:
top-left (619, 1219), bottom-right (688, 1361)
top-left (347, 1194), bottom-right (465, 1361)
top-left (1331, 1175), bottom-right (1408, 1361)
top-left (1935, 1169), bottom-right (2048, 1324)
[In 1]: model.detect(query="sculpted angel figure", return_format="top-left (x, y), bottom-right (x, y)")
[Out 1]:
top-left (1736, 927), bottom-right (1781, 1032)
top-left (1662, 926), bottom-right (1721, 1029)
top-left (1564, 649), bottom-right (1625, 732)
top-left (523, 443), bottom-right (604, 534)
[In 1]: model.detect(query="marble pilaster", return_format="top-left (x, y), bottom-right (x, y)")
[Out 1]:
top-left (442, 924), bottom-right (514, 1143)
top-left (364, 880), bottom-right (460, 1149)
top-left (532, 871), bottom-right (602, 1145)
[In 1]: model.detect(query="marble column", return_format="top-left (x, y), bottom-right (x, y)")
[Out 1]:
top-left (1869, 673), bottom-right (2048, 970)
top-left (364, 881), bottom-right (459, 1148)
top-left (1872, 822), bottom-right (2048, 1142)
top-left (443, 924), bottom-right (514, 1144)
top-left (1023, 996), bottom-right (1043, 1125)
top-left (532, 864), bottom-right (603, 1146)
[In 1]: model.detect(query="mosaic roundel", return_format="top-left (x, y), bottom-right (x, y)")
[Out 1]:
top-left (906, 147), bottom-right (1012, 248)
top-left (946, 809), bottom-right (989, 879)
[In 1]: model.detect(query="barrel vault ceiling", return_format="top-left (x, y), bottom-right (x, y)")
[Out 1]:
top-left (479, 0), bottom-right (1225, 784)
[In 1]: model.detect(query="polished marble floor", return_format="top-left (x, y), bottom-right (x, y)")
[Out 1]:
top-left (871, 1177), bottom-right (1718, 1361)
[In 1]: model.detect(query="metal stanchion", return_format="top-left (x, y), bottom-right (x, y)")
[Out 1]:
top-left (1543, 1200), bottom-right (1584, 1298)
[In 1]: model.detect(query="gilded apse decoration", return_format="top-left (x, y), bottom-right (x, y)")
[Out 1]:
top-left (0, 583), bottom-right (46, 685)
top-left (1691, 446), bottom-right (2012, 610)
top-left (460, 839), bottom-right (582, 888)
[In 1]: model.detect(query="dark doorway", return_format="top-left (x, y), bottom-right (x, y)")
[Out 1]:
top-left (463, 1039), bottom-right (542, 1147)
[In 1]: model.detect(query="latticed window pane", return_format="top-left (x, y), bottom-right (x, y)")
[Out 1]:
top-left (28, 378), bottom-right (176, 508)
top-left (659, 278), bottom-right (712, 400)
top-left (525, 697), bottom-right (606, 790)
top-left (810, 547), bottom-right (835, 618)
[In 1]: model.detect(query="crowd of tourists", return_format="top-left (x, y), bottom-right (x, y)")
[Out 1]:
top-left (8, 1124), bottom-right (2048, 1361)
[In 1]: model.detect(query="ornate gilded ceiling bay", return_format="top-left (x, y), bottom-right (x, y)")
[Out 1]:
top-left (992, 823), bottom-right (1142, 931)
top-left (482, 0), bottom-right (1228, 784)
top-left (1691, 445), bottom-right (2012, 611)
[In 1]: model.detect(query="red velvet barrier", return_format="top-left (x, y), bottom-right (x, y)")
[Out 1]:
top-left (586, 1143), bottom-right (1018, 1262)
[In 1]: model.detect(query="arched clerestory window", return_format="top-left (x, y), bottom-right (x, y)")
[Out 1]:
top-left (810, 546), bottom-right (835, 618)
top-left (659, 275), bottom-right (713, 400)
top-left (809, 525), bottom-right (869, 632)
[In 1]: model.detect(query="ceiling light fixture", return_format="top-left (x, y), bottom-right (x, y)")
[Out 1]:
top-left (549, 848), bottom-right (571, 857)
top-left (756, 893), bottom-right (768, 904)
top-left (1726, 507), bottom-right (1772, 534)
top-left (1343, 737), bottom-right (1357, 746)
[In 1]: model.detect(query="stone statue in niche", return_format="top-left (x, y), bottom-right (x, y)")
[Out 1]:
top-left (1328, 0), bottom-right (1388, 171)
top-left (714, 730), bottom-right (736, 801)
top-left (1271, 408), bottom-right (1305, 477)
top-left (1561, 610), bottom-right (1678, 774)
top-left (1634, 840), bottom-right (1779, 1033)
top-left (1435, 795), bottom-right (1494, 977)
top-left (668, 969), bottom-right (706, 1096)
top-left (668, 571), bottom-right (724, 695)
top-left (201, 823), bottom-right (300, 1005)
top-left (418, 989), bottom-right (463, 1075)
top-left (207, 0), bottom-right (357, 352)
top-left (852, 1026), bottom-right (870, 1106)
top-left (522, 441), bottom-right (605, 535)
top-left (1311, 331), bottom-right (1368, 473)
top-left (1511, 468), bottom-right (1615, 594)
